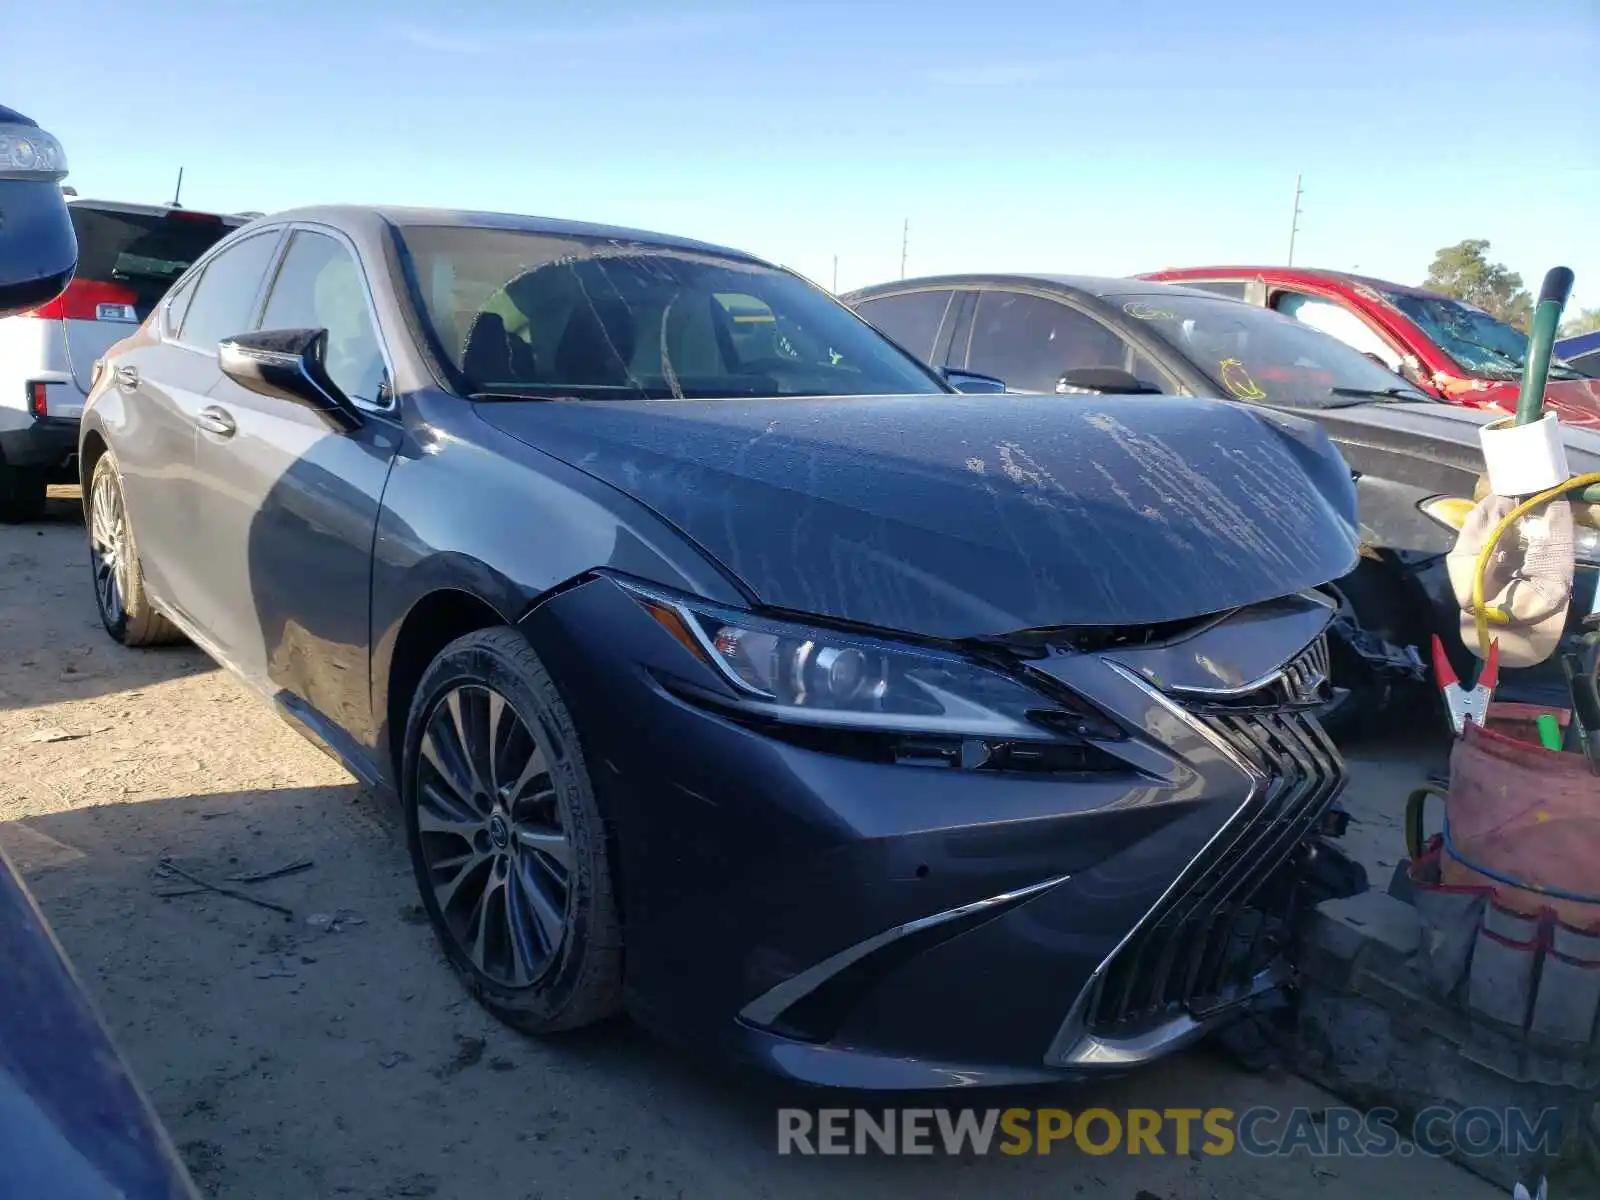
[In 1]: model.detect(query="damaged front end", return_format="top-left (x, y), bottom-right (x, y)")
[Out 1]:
top-left (1017, 591), bottom-right (1363, 1069)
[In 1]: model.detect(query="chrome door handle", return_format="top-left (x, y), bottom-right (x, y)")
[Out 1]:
top-left (196, 405), bottom-right (237, 437)
top-left (114, 365), bottom-right (139, 391)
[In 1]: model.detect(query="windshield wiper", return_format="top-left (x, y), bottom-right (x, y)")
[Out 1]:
top-left (1328, 385), bottom-right (1431, 403)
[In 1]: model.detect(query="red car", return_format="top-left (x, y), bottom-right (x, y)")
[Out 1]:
top-left (1138, 266), bottom-right (1600, 428)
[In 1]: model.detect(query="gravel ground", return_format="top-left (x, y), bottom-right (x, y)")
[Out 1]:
top-left (0, 487), bottom-right (1498, 1200)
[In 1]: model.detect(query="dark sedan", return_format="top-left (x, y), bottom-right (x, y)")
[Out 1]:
top-left (82, 207), bottom-right (1363, 1087)
top-left (846, 273), bottom-right (1600, 729)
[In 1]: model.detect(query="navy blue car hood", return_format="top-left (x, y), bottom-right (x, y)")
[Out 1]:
top-left (478, 392), bottom-right (1360, 639)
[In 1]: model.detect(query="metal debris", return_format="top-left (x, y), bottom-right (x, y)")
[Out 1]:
top-left (154, 858), bottom-right (294, 917)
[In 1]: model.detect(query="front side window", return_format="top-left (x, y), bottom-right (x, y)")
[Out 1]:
top-left (259, 230), bottom-right (387, 404)
top-left (854, 290), bottom-right (952, 361)
top-left (396, 225), bottom-right (949, 400)
top-left (1275, 290), bottom-right (1402, 370)
top-left (180, 230), bottom-right (281, 351)
top-left (1120, 292), bottom-right (1431, 408)
top-left (1180, 280), bottom-right (1249, 300)
top-left (966, 291), bottom-right (1130, 392)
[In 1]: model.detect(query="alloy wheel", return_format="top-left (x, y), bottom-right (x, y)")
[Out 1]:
top-left (89, 468), bottom-right (128, 628)
top-left (415, 684), bottom-right (572, 987)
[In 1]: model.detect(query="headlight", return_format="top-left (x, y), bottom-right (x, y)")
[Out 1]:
top-left (620, 581), bottom-right (1090, 742)
top-left (0, 121), bottom-right (68, 182)
top-left (1421, 495), bottom-right (1600, 567)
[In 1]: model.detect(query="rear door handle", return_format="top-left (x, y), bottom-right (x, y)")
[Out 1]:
top-left (196, 405), bottom-right (237, 437)
top-left (114, 365), bottom-right (139, 392)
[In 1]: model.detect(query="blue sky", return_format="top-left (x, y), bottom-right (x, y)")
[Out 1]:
top-left (9, 1), bottom-right (1599, 305)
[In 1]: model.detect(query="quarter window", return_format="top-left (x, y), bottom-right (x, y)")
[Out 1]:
top-left (164, 271), bottom-right (199, 338)
top-left (180, 231), bottom-right (281, 351)
top-left (259, 231), bottom-right (387, 405)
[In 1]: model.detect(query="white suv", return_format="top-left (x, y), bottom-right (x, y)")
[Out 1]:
top-left (0, 198), bottom-right (245, 520)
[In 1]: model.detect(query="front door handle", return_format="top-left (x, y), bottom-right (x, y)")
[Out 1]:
top-left (114, 365), bottom-right (139, 392)
top-left (196, 405), bottom-right (237, 437)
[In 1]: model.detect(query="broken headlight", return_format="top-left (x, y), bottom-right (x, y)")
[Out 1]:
top-left (622, 581), bottom-right (1080, 741)
top-left (1422, 495), bottom-right (1600, 568)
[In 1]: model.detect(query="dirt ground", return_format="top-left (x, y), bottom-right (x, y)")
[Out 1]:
top-left (0, 487), bottom-right (1499, 1200)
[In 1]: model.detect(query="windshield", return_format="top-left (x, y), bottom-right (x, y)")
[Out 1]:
top-left (1379, 289), bottom-right (1584, 382)
top-left (1119, 292), bottom-right (1432, 408)
top-left (397, 225), bottom-right (949, 400)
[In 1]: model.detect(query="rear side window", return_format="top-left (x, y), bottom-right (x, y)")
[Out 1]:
top-left (68, 205), bottom-right (239, 320)
top-left (259, 231), bottom-right (387, 405)
top-left (180, 231), bottom-right (281, 351)
top-left (854, 290), bottom-right (952, 361)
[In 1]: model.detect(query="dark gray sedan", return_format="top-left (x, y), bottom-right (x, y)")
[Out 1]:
top-left (81, 207), bottom-right (1364, 1087)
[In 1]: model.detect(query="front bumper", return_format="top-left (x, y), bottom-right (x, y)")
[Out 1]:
top-left (520, 578), bottom-right (1347, 1088)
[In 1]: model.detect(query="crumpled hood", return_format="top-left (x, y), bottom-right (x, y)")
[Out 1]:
top-left (478, 392), bottom-right (1360, 638)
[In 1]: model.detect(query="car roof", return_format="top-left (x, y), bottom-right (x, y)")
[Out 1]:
top-left (259, 204), bottom-right (768, 265)
top-left (846, 272), bottom-right (1228, 303)
top-left (1140, 264), bottom-right (1438, 298)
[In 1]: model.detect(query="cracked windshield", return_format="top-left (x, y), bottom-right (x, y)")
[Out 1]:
top-left (2, 2), bottom-right (1596, 1200)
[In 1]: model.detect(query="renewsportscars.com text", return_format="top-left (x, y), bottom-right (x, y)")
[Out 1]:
top-left (776, 1106), bottom-right (1564, 1159)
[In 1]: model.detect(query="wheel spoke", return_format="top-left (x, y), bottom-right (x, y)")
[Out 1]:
top-left (432, 849), bottom-right (491, 914)
top-left (416, 779), bottom-right (482, 834)
top-left (515, 826), bottom-right (571, 875)
top-left (503, 872), bottom-right (541, 980)
top-left (470, 871), bottom-right (508, 973)
top-left (445, 690), bottom-right (493, 800)
top-left (515, 853), bottom-right (567, 953)
top-left (502, 741), bottom-right (552, 807)
top-left (420, 716), bottom-right (485, 816)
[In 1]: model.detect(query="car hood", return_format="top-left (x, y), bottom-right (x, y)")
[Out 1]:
top-left (477, 392), bottom-right (1360, 638)
top-left (1441, 376), bottom-right (1600, 429)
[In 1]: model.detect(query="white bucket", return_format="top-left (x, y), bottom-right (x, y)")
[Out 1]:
top-left (1478, 412), bottom-right (1570, 497)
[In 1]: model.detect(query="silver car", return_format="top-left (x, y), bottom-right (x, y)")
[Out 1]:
top-left (0, 199), bottom-right (245, 520)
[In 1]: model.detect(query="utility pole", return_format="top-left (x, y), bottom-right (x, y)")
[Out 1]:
top-left (171, 166), bottom-right (185, 208)
top-left (900, 218), bottom-right (909, 280)
top-left (832, 255), bottom-right (839, 293)
top-left (1287, 173), bottom-right (1302, 266)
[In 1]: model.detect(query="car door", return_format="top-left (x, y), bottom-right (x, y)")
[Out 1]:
top-left (958, 289), bottom-right (1171, 393)
top-left (112, 227), bottom-right (284, 615)
top-left (189, 224), bottom-right (400, 735)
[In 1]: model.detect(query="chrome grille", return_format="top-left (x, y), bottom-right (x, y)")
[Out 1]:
top-left (1085, 707), bottom-right (1345, 1034)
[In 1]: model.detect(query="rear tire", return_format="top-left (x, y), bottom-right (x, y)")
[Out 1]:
top-left (87, 453), bottom-right (185, 647)
top-left (402, 627), bottom-right (623, 1034)
top-left (0, 464), bottom-right (47, 523)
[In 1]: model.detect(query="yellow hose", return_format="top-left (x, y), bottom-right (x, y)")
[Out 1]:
top-left (1471, 471), bottom-right (1600, 659)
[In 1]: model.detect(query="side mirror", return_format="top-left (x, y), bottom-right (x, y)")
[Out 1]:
top-left (218, 328), bottom-right (363, 432)
top-left (941, 367), bottom-right (1007, 394)
top-left (0, 108), bottom-right (76, 319)
top-left (1055, 367), bottom-right (1162, 395)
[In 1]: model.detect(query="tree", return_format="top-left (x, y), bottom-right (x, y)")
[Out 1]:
top-left (1562, 307), bottom-right (1600, 338)
top-left (1422, 239), bottom-right (1532, 329)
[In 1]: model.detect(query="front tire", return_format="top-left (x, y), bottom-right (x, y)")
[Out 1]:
top-left (87, 453), bottom-right (185, 647)
top-left (402, 627), bottom-right (622, 1033)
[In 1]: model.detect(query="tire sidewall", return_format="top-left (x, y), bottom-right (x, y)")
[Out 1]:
top-left (401, 629), bottom-right (610, 1027)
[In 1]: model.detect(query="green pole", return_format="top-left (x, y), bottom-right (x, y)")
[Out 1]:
top-left (1515, 266), bottom-right (1574, 426)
